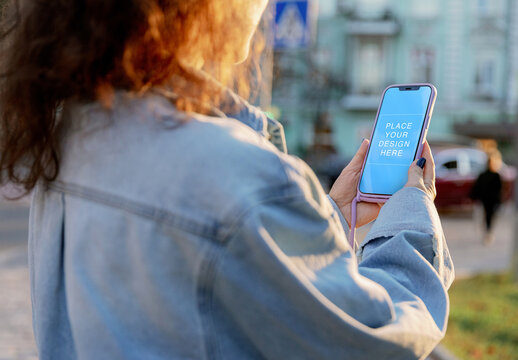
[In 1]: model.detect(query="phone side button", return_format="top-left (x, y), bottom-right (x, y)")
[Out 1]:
top-left (422, 128), bottom-right (428, 143)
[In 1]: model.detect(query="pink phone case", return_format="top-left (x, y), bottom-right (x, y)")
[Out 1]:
top-left (356, 83), bottom-right (437, 203)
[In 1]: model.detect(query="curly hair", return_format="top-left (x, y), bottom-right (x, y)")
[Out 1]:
top-left (0, 0), bottom-right (265, 195)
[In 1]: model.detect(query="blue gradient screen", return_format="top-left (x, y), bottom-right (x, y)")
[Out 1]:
top-left (359, 86), bottom-right (432, 195)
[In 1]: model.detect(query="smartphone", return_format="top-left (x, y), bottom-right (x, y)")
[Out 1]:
top-left (357, 83), bottom-right (437, 202)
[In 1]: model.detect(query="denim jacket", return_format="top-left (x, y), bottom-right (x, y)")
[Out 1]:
top-left (29, 89), bottom-right (454, 360)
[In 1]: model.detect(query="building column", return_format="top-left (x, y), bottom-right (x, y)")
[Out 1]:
top-left (443, 0), bottom-right (464, 108)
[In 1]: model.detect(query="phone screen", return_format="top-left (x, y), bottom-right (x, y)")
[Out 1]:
top-left (359, 86), bottom-right (432, 196)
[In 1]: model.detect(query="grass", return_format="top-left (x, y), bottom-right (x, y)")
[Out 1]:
top-left (442, 273), bottom-right (518, 359)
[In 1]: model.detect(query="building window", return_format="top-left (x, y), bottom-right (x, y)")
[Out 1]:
top-left (354, 37), bottom-right (386, 94)
top-left (474, 58), bottom-right (496, 99)
top-left (475, 0), bottom-right (504, 18)
top-left (411, 0), bottom-right (439, 19)
top-left (411, 48), bottom-right (435, 83)
top-left (319, 0), bottom-right (337, 18)
top-left (355, 0), bottom-right (388, 19)
top-left (477, 0), bottom-right (490, 16)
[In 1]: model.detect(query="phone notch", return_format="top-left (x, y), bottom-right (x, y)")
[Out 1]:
top-left (399, 86), bottom-right (420, 91)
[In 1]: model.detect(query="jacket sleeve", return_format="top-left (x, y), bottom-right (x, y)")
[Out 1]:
top-left (211, 161), bottom-right (454, 360)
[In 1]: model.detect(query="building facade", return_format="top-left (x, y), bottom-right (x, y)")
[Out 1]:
top-left (272, 0), bottom-right (518, 159)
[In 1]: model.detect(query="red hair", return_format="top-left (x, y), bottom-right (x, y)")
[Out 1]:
top-left (0, 0), bottom-right (265, 194)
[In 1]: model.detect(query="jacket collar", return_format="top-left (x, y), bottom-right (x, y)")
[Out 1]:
top-left (217, 88), bottom-right (287, 154)
top-left (151, 73), bottom-right (287, 154)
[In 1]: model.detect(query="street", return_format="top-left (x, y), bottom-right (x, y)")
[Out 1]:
top-left (0, 197), bottom-right (36, 360)
top-left (440, 204), bottom-right (515, 277)
top-left (0, 196), bottom-right (515, 358)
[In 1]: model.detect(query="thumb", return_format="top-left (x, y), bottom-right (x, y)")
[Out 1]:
top-left (345, 139), bottom-right (370, 173)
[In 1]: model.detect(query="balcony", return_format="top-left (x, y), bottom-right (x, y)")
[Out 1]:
top-left (345, 19), bottom-right (400, 36)
top-left (453, 120), bottom-right (516, 141)
top-left (341, 94), bottom-right (380, 111)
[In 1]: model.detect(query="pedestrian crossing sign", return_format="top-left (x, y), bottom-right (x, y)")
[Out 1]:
top-left (274, 0), bottom-right (314, 49)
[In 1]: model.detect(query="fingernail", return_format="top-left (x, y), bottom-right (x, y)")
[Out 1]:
top-left (417, 158), bottom-right (426, 169)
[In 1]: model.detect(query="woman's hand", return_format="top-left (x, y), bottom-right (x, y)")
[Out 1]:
top-left (329, 139), bottom-right (382, 228)
top-left (405, 141), bottom-right (436, 200)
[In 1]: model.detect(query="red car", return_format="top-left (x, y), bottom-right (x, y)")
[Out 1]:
top-left (433, 147), bottom-right (516, 209)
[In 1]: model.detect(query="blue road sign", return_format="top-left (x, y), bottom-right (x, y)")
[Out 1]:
top-left (274, 0), bottom-right (312, 50)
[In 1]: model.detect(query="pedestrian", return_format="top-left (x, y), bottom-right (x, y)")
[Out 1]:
top-left (0, 0), bottom-right (454, 359)
top-left (470, 151), bottom-right (503, 245)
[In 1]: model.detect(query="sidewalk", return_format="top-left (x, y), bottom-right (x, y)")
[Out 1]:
top-left (440, 203), bottom-right (515, 277)
top-left (0, 245), bottom-right (36, 360)
top-left (0, 199), bottom-right (36, 360)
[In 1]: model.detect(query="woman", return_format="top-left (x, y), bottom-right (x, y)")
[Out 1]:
top-left (0, 0), bottom-right (453, 359)
top-left (470, 151), bottom-right (503, 245)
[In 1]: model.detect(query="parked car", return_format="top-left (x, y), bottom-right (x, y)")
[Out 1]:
top-left (433, 147), bottom-right (516, 209)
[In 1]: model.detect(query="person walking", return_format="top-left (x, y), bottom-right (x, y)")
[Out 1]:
top-left (470, 151), bottom-right (503, 245)
top-left (0, 0), bottom-right (453, 359)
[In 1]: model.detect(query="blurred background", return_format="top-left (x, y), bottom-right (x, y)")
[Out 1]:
top-left (269, 0), bottom-right (518, 190)
top-left (1, 0), bottom-right (518, 359)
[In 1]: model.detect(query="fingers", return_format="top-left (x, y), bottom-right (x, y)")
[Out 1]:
top-left (345, 139), bottom-right (369, 173)
top-left (407, 157), bottom-right (425, 186)
top-left (420, 142), bottom-right (435, 185)
top-left (407, 141), bottom-right (433, 182)
top-left (405, 141), bottom-right (436, 198)
top-left (406, 141), bottom-right (427, 187)
top-left (329, 139), bottom-right (370, 211)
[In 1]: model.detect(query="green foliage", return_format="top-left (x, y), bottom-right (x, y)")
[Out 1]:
top-left (443, 273), bottom-right (518, 360)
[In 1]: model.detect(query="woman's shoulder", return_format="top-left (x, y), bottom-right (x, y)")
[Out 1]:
top-left (57, 91), bottom-right (318, 226)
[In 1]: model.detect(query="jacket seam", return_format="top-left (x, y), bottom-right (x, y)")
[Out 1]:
top-left (218, 182), bottom-right (307, 241)
top-left (197, 244), bottom-right (224, 360)
top-left (48, 181), bottom-right (220, 240)
top-left (48, 179), bottom-right (308, 244)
